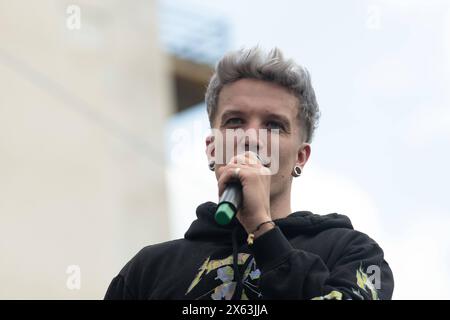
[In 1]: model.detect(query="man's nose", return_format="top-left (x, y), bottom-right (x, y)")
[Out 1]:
top-left (243, 135), bottom-right (260, 153)
top-left (241, 122), bottom-right (268, 153)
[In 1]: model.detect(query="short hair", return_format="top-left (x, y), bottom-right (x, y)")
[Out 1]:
top-left (205, 46), bottom-right (320, 143)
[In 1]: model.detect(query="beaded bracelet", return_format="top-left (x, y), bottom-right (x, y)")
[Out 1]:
top-left (247, 221), bottom-right (275, 245)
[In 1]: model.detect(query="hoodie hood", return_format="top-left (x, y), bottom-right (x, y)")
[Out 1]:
top-left (184, 201), bottom-right (354, 244)
top-left (106, 201), bottom-right (393, 300)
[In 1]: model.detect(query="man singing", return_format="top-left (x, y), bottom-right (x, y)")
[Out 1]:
top-left (105, 46), bottom-right (394, 300)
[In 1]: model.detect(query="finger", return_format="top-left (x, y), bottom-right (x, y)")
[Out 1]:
top-left (229, 152), bottom-right (262, 167)
top-left (228, 154), bottom-right (246, 165)
top-left (245, 151), bottom-right (272, 167)
top-left (244, 151), bottom-right (262, 166)
top-left (217, 165), bottom-right (242, 197)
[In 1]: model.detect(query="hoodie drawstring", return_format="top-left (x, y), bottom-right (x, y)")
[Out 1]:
top-left (231, 226), bottom-right (243, 300)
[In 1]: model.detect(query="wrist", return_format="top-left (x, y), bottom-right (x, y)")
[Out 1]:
top-left (246, 220), bottom-right (275, 245)
top-left (253, 222), bottom-right (275, 239)
top-left (241, 210), bottom-right (271, 233)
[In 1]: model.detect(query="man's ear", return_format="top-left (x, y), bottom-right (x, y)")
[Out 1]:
top-left (205, 135), bottom-right (215, 162)
top-left (297, 143), bottom-right (311, 169)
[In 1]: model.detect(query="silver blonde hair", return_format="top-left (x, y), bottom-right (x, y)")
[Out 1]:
top-left (205, 46), bottom-right (320, 143)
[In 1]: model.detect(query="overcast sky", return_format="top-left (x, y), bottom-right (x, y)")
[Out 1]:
top-left (164, 0), bottom-right (450, 299)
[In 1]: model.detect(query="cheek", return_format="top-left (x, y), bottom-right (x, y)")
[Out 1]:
top-left (266, 141), bottom-right (292, 178)
top-left (278, 149), bottom-right (293, 173)
top-left (276, 140), bottom-right (295, 167)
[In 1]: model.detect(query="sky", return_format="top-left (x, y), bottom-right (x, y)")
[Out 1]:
top-left (163, 0), bottom-right (450, 299)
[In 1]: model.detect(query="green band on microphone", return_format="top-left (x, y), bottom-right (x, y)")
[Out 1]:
top-left (215, 202), bottom-right (236, 225)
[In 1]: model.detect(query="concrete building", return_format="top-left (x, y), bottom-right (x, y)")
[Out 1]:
top-left (0, 0), bottom-right (173, 299)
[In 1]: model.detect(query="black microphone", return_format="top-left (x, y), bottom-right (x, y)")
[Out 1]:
top-left (214, 151), bottom-right (262, 225)
top-left (215, 181), bottom-right (242, 225)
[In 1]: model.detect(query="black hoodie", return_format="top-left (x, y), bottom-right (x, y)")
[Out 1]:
top-left (105, 202), bottom-right (394, 300)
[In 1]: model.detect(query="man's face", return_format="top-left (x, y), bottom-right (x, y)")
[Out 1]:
top-left (206, 78), bottom-right (311, 198)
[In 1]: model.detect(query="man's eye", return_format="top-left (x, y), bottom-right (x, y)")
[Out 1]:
top-left (225, 118), bottom-right (243, 126)
top-left (266, 121), bottom-right (283, 130)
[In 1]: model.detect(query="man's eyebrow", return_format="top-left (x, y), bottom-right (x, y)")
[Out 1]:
top-left (219, 110), bottom-right (292, 127)
top-left (265, 113), bottom-right (291, 127)
top-left (219, 110), bottom-right (245, 120)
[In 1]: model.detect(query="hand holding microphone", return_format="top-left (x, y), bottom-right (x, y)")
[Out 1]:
top-left (214, 170), bottom-right (243, 225)
top-left (215, 151), bottom-right (272, 233)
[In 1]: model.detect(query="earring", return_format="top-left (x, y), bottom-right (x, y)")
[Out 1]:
top-left (292, 165), bottom-right (302, 177)
top-left (208, 161), bottom-right (215, 171)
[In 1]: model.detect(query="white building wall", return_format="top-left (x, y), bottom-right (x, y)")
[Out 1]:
top-left (0, 0), bottom-right (173, 299)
